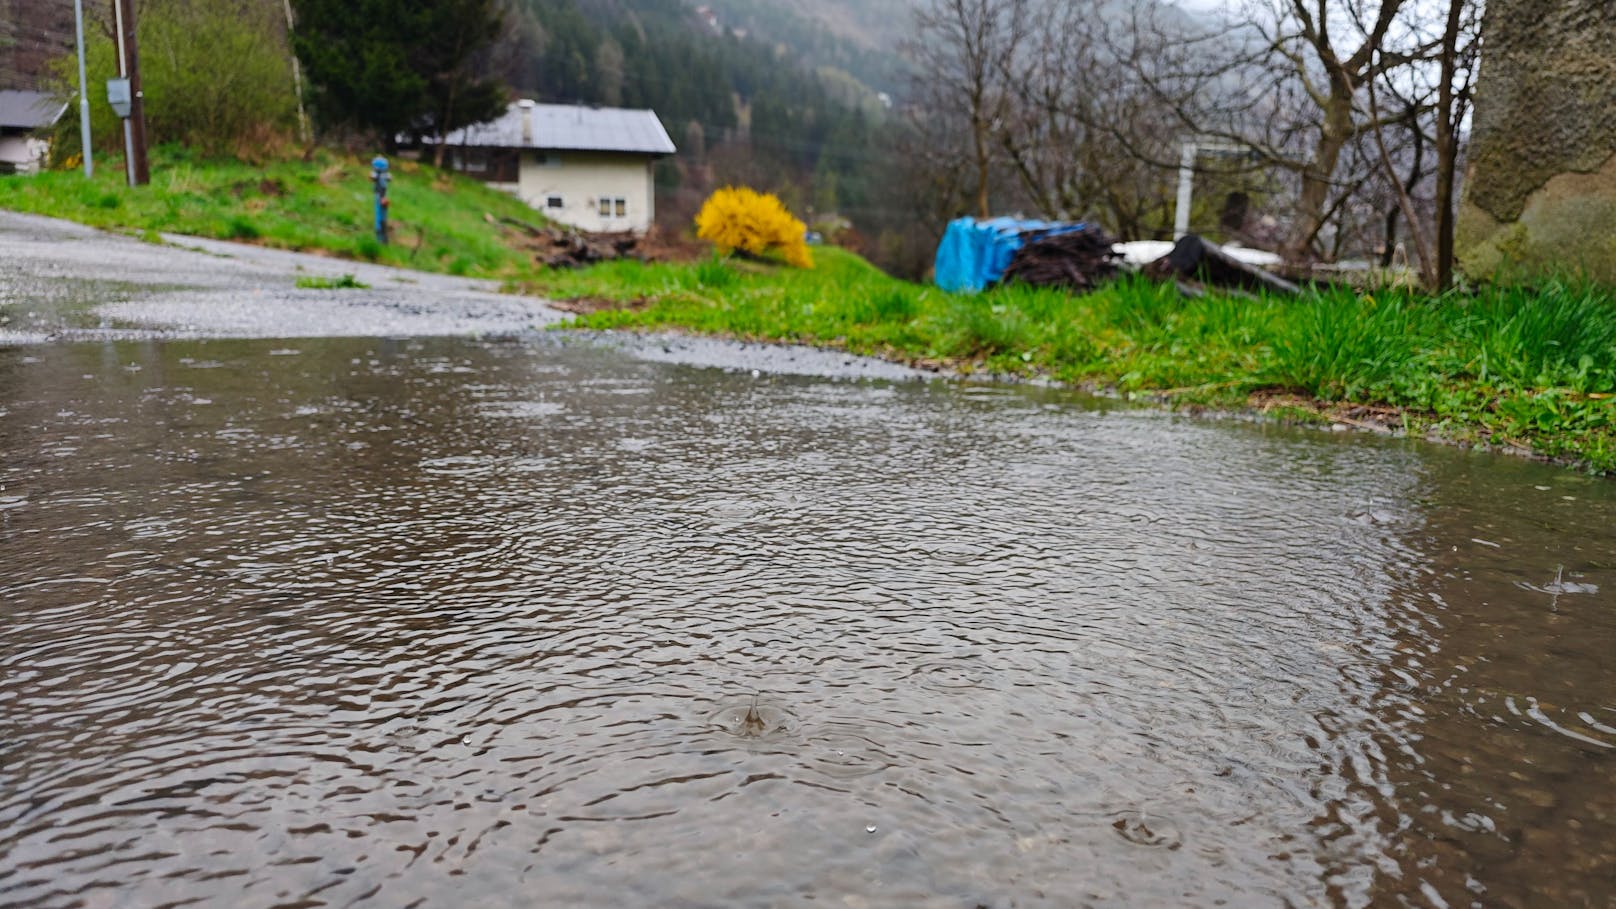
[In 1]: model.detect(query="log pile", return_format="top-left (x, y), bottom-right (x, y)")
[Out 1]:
top-left (1002, 226), bottom-right (1124, 291)
top-left (528, 227), bottom-right (644, 268)
top-left (486, 213), bottom-right (647, 268)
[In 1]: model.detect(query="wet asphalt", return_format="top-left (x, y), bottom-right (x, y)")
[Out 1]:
top-left (0, 211), bottom-right (927, 381)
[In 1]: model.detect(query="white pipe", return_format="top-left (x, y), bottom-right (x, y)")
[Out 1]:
top-left (73, 0), bottom-right (92, 177)
top-left (1174, 141), bottom-right (1196, 240)
top-left (122, 121), bottom-right (135, 186)
top-left (112, 0), bottom-right (128, 74)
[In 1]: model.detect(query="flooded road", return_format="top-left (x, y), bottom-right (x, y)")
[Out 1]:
top-left (1, 335), bottom-right (1612, 908)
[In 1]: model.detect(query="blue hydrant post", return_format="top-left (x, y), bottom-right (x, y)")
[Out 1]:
top-left (370, 156), bottom-right (391, 244)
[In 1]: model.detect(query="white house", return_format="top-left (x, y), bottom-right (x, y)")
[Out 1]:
top-left (0, 90), bottom-right (66, 175)
top-left (429, 100), bottom-right (676, 234)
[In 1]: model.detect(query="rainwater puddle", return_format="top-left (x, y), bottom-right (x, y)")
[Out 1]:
top-left (1, 334), bottom-right (1613, 908)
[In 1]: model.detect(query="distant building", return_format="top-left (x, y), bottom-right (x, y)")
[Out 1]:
top-left (425, 100), bottom-right (677, 234)
top-left (0, 89), bottom-right (66, 174)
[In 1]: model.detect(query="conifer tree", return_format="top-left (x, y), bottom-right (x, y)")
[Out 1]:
top-left (290, 0), bottom-right (506, 146)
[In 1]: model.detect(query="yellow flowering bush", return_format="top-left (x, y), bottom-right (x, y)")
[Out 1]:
top-left (694, 187), bottom-right (813, 269)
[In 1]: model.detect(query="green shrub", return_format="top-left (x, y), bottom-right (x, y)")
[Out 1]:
top-left (47, 0), bottom-right (297, 159)
top-left (226, 216), bottom-right (260, 240)
top-left (869, 288), bottom-right (917, 322)
top-left (296, 273), bottom-right (368, 289)
top-left (695, 255), bottom-right (737, 289)
top-left (1267, 290), bottom-right (1430, 399)
top-left (1459, 281), bottom-right (1616, 392)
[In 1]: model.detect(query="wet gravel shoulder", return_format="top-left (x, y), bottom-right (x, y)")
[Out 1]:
top-left (0, 211), bottom-right (933, 382)
top-left (0, 210), bottom-right (567, 341)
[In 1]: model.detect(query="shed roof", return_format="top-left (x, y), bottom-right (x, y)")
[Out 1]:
top-left (0, 90), bottom-right (68, 130)
top-left (437, 101), bottom-right (676, 156)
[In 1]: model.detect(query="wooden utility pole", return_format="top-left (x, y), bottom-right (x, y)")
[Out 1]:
top-left (113, 0), bottom-right (150, 185)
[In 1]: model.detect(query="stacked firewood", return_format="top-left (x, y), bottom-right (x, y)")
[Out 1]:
top-left (529, 227), bottom-right (643, 268)
top-left (487, 213), bottom-right (644, 268)
top-left (1002, 226), bottom-right (1124, 291)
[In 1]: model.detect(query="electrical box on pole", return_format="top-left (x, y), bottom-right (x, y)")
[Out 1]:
top-left (106, 79), bottom-right (132, 118)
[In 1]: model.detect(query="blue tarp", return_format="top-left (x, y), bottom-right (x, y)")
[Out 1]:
top-left (933, 217), bottom-right (1089, 293)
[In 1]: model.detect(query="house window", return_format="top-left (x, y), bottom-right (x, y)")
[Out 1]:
top-left (598, 196), bottom-right (612, 217)
top-left (449, 149), bottom-right (487, 173)
top-left (540, 152), bottom-right (561, 168)
top-left (614, 198), bottom-right (627, 217)
top-left (598, 197), bottom-right (629, 219)
top-left (546, 196), bottom-right (564, 210)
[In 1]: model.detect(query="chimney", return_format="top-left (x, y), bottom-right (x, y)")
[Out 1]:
top-left (518, 99), bottom-right (535, 146)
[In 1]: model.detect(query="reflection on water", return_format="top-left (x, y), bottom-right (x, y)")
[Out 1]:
top-left (1, 336), bottom-right (1612, 908)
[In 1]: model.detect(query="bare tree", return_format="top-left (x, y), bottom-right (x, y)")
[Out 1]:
top-left (905, 0), bottom-right (1028, 219)
top-left (1432, 0), bottom-right (1482, 289)
top-left (1115, 0), bottom-right (1454, 262)
top-left (905, 0), bottom-right (1185, 237)
top-left (905, 0), bottom-right (1481, 273)
top-left (1356, 0), bottom-right (1481, 287)
top-left (993, 0), bottom-right (1181, 236)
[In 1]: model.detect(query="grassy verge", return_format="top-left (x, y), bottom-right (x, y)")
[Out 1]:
top-left (0, 146), bottom-right (548, 279)
top-left (524, 247), bottom-right (1616, 472)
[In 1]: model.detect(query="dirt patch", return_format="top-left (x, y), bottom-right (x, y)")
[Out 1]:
top-left (227, 178), bottom-right (289, 199)
top-left (548, 296), bottom-right (653, 315)
top-left (633, 230), bottom-right (708, 263)
top-left (1244, 389), bottom-right (1408, 433)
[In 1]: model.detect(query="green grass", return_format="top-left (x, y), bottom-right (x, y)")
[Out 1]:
top-left (0, 145), bottom-right (549, 280)
top-left (295, 273), bottom-right (369, 289)
top-left (527, 248), bottom-right (1616, 472)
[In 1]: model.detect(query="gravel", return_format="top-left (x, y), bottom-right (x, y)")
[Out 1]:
top-left (0, 210), bottom-right (567, 341)
top-left (0, 211), bottom-right (934, 382)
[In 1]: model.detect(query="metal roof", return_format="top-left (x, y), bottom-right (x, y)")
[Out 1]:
top-left (0, 90), bottom-right (67, 131)
top-left (437, 101), bottom-right (677, 155)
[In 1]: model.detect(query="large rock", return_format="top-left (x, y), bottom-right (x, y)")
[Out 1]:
top-left (1457, 0), bottom-right (1616, 283)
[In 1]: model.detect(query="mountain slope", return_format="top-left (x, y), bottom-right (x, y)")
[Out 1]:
top-left (0, 0), bottom-right (77, 91)
top-left (698, 0), bottom-right (913, 95)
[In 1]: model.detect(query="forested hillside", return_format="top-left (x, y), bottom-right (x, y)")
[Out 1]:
top-left (696, 0), bottom-right (915, 97)
top-left (0, 0), bottom-right (76, 91)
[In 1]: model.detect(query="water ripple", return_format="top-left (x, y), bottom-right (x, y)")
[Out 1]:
top-left (2, 337), bottom-right (1613, 907)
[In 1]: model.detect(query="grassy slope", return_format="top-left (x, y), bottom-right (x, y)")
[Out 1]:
top-left (0, 147), bottom-right (548, 279)
top-left (528, 248), bottom-right (1616, 472)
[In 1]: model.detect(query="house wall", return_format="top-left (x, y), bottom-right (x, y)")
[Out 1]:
top-left (516, 151), bottom-right (656, 233)
top-left (0, 134), bottom-right (49, 174)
